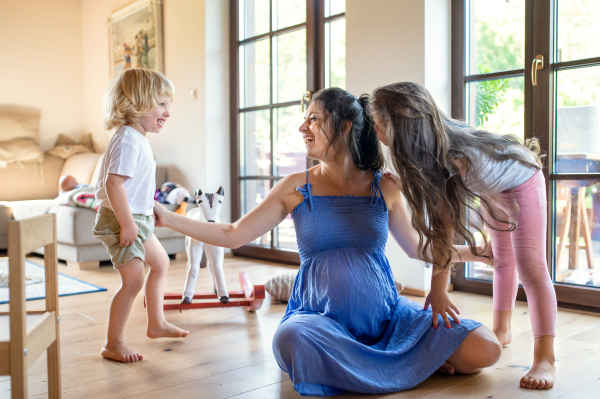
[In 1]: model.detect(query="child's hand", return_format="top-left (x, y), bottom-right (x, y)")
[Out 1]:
top-left (479, 241), bottom-right (494, 266)
top-left (424, 289), bottom-right (460, 329)
top-left (383, 171), bottom-right (402, 190)
top-left (120, 222), bottom-right (138, 247)
top-left (153, 201), bottom-right (169, 228)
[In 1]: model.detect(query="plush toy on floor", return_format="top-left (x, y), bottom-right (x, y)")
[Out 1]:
top-left (182, 187), bottom-right (229, 303)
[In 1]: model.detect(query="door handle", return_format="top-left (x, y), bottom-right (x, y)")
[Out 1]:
top-left (301, 90), bottom-right (313, 112)
top-left (531, 55), bottom-right (544, 86)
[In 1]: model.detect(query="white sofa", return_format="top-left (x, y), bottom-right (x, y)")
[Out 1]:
top-left (0, 152), bottom-right (185, 268)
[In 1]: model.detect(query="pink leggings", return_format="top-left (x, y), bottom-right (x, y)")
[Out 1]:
top-left (482, 170), bottom-right (556, 338)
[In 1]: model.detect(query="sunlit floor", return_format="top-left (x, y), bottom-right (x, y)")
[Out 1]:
top-left (1, 254), bottom-right (599, 398)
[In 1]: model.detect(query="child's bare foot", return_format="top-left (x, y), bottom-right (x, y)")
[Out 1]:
top-left (101, 342), bottom-right (143, 363)
top-left (437, 361), bottom-right (456, 375)
top-left (493, 328), bottom-right (512, 346)
top-left (147, 321), bottom-right (189, 339)
top-left (520, 357), bottom-right (555, 389)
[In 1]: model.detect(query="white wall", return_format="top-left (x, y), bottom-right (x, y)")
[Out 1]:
top-left (205, 0), bottom-right (231, 224)
top-left (0, 0), bottom-right (83, 150)
top-left (424, 0), bottom-right (451, 113)
top-left (80, 0), bottom-right (231, 223)
top-left (346, 0), bottom-right (451, 291)
top-left (81, 0), bottom-right (131, 153)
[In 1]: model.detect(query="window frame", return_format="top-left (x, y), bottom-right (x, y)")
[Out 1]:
top-left (451, 0), bottom-right (600, 312)
top-left (229, 0), bottom-right (346, 264)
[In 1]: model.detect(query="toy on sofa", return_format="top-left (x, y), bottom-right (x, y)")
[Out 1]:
top-left (154, 182), bottom-right (192, 215)
top-left (59, 174), bottom-right (91, 193)
top-left (183, 187), bottom-right (229, 303)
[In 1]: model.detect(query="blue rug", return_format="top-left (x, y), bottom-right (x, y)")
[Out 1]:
top-left (0, 258), bottom-right (107, 304)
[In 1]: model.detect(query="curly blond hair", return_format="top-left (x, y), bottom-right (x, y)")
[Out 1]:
top-left (103, 69), bottom-right (174, 130)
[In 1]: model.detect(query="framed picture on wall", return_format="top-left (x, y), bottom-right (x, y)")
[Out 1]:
top-left (107, 0), bottom-right (163, 78)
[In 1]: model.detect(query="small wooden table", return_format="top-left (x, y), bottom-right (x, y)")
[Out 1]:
top-left (555, 152), bottom-right (600, 271)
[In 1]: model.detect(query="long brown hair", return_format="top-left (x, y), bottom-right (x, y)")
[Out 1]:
top-left (311, 87), bottom-right (385, 171)
top-left (369, 82), bottom-right (543, 271)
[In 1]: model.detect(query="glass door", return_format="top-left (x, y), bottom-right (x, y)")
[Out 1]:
top-left (457, 0), bottom-right (527, 283)
top-left (452, 0), bottom-right (600, 310)
top-left (547, 1), bottom-right (600, 299)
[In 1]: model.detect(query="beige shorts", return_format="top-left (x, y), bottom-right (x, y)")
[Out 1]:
top-left (93, 207), bottom-right (154, 269)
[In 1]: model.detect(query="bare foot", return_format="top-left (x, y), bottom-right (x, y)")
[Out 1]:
top-left (437, 361), bottom-right (456, 375)
top-left (493, 328), bottom-right (512, 346)
top-left (101, 342), bottom-right (143, 363)
top-left (520, 357), bottom-right (555, 389)
top-left (147, 321), bottom-right (190, 339)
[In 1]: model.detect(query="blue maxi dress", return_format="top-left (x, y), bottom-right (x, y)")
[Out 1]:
top-left (272, 170), bottom-right (481, 397)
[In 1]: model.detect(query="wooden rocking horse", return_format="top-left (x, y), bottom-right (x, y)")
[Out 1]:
top-left (151, 187), bottom-right (264, 312)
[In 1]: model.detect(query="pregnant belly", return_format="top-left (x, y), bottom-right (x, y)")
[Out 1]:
top-left (297, 248), bottom-right (398, 338)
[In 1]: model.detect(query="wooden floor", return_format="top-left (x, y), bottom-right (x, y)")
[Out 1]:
top-left (1, 254), bottom-right (599, 399)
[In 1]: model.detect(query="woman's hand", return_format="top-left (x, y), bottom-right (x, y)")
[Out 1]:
top-left (120, 222), bottom-right (138, 247)
top-left (153, 201), bottom-right (171, 228)
top-left (424, 288), bottom-right (460, 329)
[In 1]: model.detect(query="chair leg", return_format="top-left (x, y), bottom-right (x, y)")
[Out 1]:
top-left (10, 368), bottom-right (27, 399)
top-left (8, 224), bottom-right (28, 399)
top-left (45, 218), bottom-right (62, 398)
top-left (47, 339), bottom-right (62, 399)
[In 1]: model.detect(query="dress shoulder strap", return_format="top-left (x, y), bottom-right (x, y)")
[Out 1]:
top-left (370, 170), bottom-right (388, 211)
top-left (295, 170), bottom-right (314, 211)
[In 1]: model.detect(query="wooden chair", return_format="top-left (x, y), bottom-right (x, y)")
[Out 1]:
top-left (0, 214), bottom-right (62, 398)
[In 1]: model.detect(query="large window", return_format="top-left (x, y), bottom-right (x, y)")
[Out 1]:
top-left (230, 0), bottom-right (345, 263)
top-left (452, 0), bottom-right (600, 310)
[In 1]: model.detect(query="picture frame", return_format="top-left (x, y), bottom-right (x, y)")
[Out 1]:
top-left (107, 0), bottom-right (164, 78)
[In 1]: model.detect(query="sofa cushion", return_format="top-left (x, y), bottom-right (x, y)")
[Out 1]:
top-left (0, 138), bottom-right (44, 168)
top-left (10, 200), bottom-right (55, 220)
top-left (60, 153), bottom-right (103, 186)
top-left (51, 205), bottom-right (98, 246)
top-left (50, 204), bottom-right (182, 246)
top-left (90, 155), bottom-right (104, 186)
top-left (0, 154), bottom-right (65, 201)
top-left (46, 133), bottom-right (94, 160)
top-left (0, 203), bottom-right (13, 237)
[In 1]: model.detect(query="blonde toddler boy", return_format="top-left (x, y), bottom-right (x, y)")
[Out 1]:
top-left (94, 69), bottom-right (189, 363)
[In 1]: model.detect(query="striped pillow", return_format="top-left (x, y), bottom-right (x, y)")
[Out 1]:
top-left (264, 271), bottom-right (404, 302)
top-left (265, 270), bottom-right (298, 303)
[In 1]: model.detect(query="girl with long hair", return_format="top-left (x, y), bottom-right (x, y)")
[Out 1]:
top-left (154, 87), bottom-right (502, 396)
top-left (369, 81), bottom-right (557, 390)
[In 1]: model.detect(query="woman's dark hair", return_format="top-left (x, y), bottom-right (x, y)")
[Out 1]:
top-left (369, 81), bottom-right (543, 272)
top-left (311, 87), bottom-right (385, 171)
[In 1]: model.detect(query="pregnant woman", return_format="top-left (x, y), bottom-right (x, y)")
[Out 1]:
top-left (154, 87), bottom-right (502, 396)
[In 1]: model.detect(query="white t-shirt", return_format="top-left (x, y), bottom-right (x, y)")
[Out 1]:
top-left (463, 145), bottom-right (538, 194)
top-left (95, 125), bottom-right (156, 215)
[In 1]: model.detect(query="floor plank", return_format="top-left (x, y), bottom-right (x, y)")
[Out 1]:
top-left (1, 254), bottom-right (599, 398)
